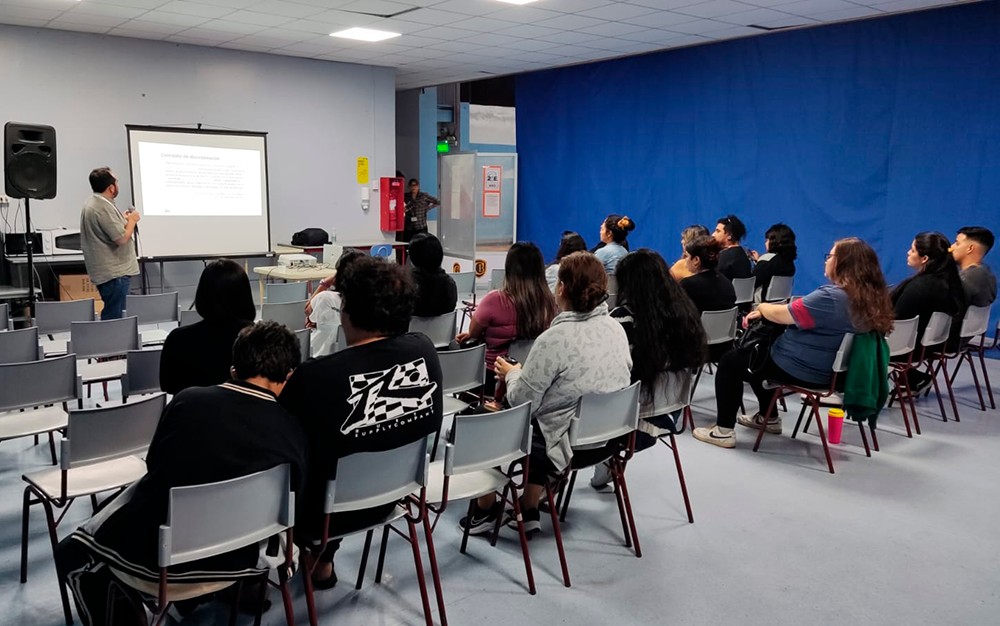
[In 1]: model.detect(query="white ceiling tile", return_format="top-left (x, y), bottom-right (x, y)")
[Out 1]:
top-left (614, 40), bottom-right (669, 53)
top-left (810, 5), bottom-right (883, 21)
top-left (49, 22), bottom-right (118, 34)
top-left (426, 39), bottom-right (485, 53)
top-left (199, 0), bottom-right (263, 8)
top-left (394, 7), bottom-right (467, 25)
top-left (164, 33), bottom-right (216, 44)
top-left (0, 0), bottom-right (78, 10)
top-left (773, 0), bottom-right (860, 15)
top-left (664, 18), bottom-right (734, 33)
top-left (543, 44), bottom-right (608, 58)
top-left (393, 33), bottom-right (449, 46)
top-left (0, 5), bottom-right (63, 20)
top-left (276, 40), bottom-right (342, 53)
top-left (226, 33), bottom-right (291, 47)
top-left (220, 41), bottom-right (274, 51)
top-left (532, 13), bottom-right (606, 31)
top-left (267, 47), bottom-right (316, 56)
top-left (247, 0), bottom-right (326, 18)
top-left (620, 10), bottom-right (701, 27)
top-left (49, 13), bottom-right (128, 27)
top-left (447, 16), bottom-right (520, 32)
top-left (157, 1), bottom-right (234, 19)
top-left (755, 14), bottom-right (816, 26)
top-left (177, 26), bottom-right (241, 41)
top-left (138, 11), bottom-right (213, 27)
top-left (289, 0), bottom-right (357, 9)
top-left (409, 24), bottom-right (479, 39)
top-left (537, 30), bottom-right (604, 44)
top-left (578, 2), bottom-right (657, 19)
top-left (454, 32), bottom-right (522, 46)
top-left (542, 0), bottom-right (615, 11)
top-left (223, 10), bottom-right (298, 26)
top-left (485, 6), bottom-right (563, 24)
top-left (662, 32), bottom-right (714, 46)
top-left (309, 8), bottom-right (380, 23)
top-left (619, 27), bottom-right (683, 42)
top-left (584, 36), bottom-right (654, 50)
top-left (863, 0), bottom-right (948, 12)
top-left (575, 21), bottom-right (649, 37)
top-left (400, 57), bottom-right (458, 68)
top-left (705, 24), bottom-right (765, 37)
top-left (733, 0), bottom-right (801, 5)
top-left (118, 18), bottom-right (189, 33)
top-left (338, 0), bottom-right (414, 16)
top-left (676, 0), bottom-right (761, 18)
top-left (492, 23), bottom-right (562, 38)
top-left (197, 19), bottom-right (267, 33)
top-left (87, 0), bottom-right (170, 9)
top-left (68, 4), bottom-right (148, 19)
top-left (0, 16), bottom-right (49, 27)
top-left (424, 0), bottom-right (501, 15)
top-left (280, 19), bottom-right (348, 33)
top-left (496, 37), bottom-right (561, 52)
top-left (398, 46), bottom-right (452, 58)
top-left (110, 27), bottom-right (172, 39)
top-left (366, 17), bottom-right (436, 33)
top-left (626, 0), bottom-right (707, 8)
top-left (715, 7), bottom-right (793, 24)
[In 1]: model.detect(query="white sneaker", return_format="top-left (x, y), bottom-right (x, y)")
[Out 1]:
top-left (692, 425), bottom-right (735, 448)
top-left (737, 412), bottom-right (782, 434)
top-left (590, 461), bottom-right (614, 490)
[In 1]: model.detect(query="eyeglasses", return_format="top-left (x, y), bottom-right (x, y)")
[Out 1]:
top-left (825, 254), bottom-right (836, 261)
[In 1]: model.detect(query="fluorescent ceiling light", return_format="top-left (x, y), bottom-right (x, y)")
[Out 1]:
top-left (330, 27), bottom-right (401, 42)
top-left (494, 0), bottom-right (539, 4)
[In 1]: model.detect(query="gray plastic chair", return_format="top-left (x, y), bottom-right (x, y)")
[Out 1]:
top-left (125, 292), bottom-right (179, 345)
top-left (179, 308), bottom-right (202, 327)
top-left (261, 300), bottom-right (309, 331)
top-left (410, 311), bottom-right (457, 349)
top-left (507, 339), bottom-right (534, 365)
top-left (303, 435), bottom-right (438, 626)
top-left (0, 326), bottom-right (43, 363)
top-left (137, 464), bottom-right (296, 623)
top-left (266, 281), bottom-right (309, 304)
top-left (122, 349), bottom-right (162, 401)
top-left (701, 307), bottom-right (738, 346)
top-left (732, 277), bottom-right (755, 305)
top-left (886, 316), bottom-right (921, 437)
top-left (34, 299), bottom-right (96, 335)
top-left (606, 275), bottom-right (619, 309)
top-left (949, 305), bottom-right (995, 411)
top-left (68, 317), bottom-right (141, 393)
top-left (21, 392), bottom-right (166, 625)
top-left (0, 302), bottom-right (11, 330)
top-left (0, 354), bottom-right (81, 465)
top-left (489, 268), bottom-right (505, 291)
top-left (453, 272), bottom-right (475, 301)
top-left (429, 402), bottom-right (535, 593)
top-left (438, 344), bottom-right (486, 416)
top-left (764, 275), bottom-right (794, 302)
top-left (295, 328), bottom-right (311, 362)
top-left (917, 311), bottom-right (959, 423)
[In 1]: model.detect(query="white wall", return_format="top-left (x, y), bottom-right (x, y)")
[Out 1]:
top-left (0, 24), bottom-right (396, 247)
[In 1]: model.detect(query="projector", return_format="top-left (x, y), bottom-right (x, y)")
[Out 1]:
top-left (277, 253), bottom-right (318, 268)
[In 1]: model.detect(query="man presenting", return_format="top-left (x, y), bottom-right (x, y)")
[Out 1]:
top-left (80, 168), bottom-right (140, 319)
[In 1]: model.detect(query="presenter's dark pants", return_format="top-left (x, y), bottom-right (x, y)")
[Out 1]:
top-left (96, 276), bottom-right (132, 320)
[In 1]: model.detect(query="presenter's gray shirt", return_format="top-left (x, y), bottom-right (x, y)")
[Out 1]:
top-left (80, 194), bottom-right (139, 286)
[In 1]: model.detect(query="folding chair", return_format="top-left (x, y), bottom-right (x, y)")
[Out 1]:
top-left (179, 308), bottom-right (202, 327)
top-left (886, 316), bottom-right (921, 437)
top-left (300, 436), bottom-right (438, 626)
top-left (753, 334), bottom-right (855, 474)
top-left (121, 349), bottom-right (162, 402)
top-left (507, 339), bottom-right (534, 365)
top-left (454, 272), bottom-right (476, 330)
top-left (261, 300), bottom-right (309, 331)
top-left (106, 464), bottom-right (297, 626)
top-left (266, 281), bottom-right (309, 304)
top-left (0, 354), bottom-right (82, 466)
top-left (606, 275), bottom-right (618, 310)
top-left (124, 292), bottom-right (179, 345)
top-left (914, 312), bottom-right (958, 422)
top-left (732, 277), bottom-right (755, 306)
top-left (549, 382), bottom-right (642, 588)
top-left (764, 275), bottom-right (794, 302)
top-left (1, 301), bottom-right (12, 330)
top-left (427, 402), bottom-right (535, 598)
top-left (438, 344), bottom-right (486, 417)
top-left (691, 307), bottom-right (738, 423)
top-left (0, 326), bottom-right (44, 363)
top-left (944, 305), bottom-right (994, 411)
top-left (489, 269), bottom-right (505, 291)
top-left (34, 299), bottom-right (96, 357)
top-left (295, 328), bottom-right (311, 362)
top-left (21, 393), bottom-right (166, 625)
top-left (409, 311), bottom-right (457, 349)
top-left (68, 316), bottom-right (140, 402)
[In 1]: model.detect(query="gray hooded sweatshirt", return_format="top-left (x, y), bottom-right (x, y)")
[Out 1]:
top-left (504, 303), bottom-right (632, 472)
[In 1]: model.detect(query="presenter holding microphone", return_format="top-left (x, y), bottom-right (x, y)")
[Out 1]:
top-left (80, 168), bottom-right (140, 320)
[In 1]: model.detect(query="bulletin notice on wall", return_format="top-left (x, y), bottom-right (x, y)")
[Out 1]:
top-left (482, 165), bottom-right (502, 218)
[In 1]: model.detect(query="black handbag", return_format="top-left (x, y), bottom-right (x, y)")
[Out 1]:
top-left (735, 318), bottom-right (786, 374)
top-left (291, 228), bottom-right (330, 246)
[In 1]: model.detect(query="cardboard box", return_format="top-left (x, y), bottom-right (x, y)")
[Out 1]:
top-left (59, 274), bottom-right (104, 314)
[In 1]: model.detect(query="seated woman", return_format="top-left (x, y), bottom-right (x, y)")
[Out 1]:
top-left (669, 224), bottom-right (709, 282)
top-left (459, 251), bottom-right (632, 535)
top-left (546, 231), bottom-right (587, 293)
top-left (751, 223), bottom-right (797, 302)
top-left (680, 236), bottom-right (737, 362)
top-left (456, 242), bottom-right (556, 396)
top-left (58, 322), bottom-right (308, 626)
top-left (594, 214), bottom-right (636, 273)
top-left (409, 233), bottom-right (458, 317)
top-left (891, 232), bottom-right (967, 391)
top-left (159, 259), bottom-right (255, 394)
top-left (693, 238), bottom-right (894, 448)
top-left (592, 249), bottom-right (707, 488)
top-left (304, 249), bottom-right (365, 356)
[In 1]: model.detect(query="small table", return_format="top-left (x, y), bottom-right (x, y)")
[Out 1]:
top-left (277, 241), bottom-right (409, 263)
top-left (252, 265), bottom-right (336, 302)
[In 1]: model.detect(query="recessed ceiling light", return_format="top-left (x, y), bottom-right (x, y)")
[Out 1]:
top-left (330, 27), bottom-right (401, 42)
top-left (494, 0), bottom-right (539, 4)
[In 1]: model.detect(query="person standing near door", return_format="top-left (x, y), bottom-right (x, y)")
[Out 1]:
top-left (402, 178), bottom-right (440, 242)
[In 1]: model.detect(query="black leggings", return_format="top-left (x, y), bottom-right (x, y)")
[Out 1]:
top-left (714, 348), bottom-right (827, 429)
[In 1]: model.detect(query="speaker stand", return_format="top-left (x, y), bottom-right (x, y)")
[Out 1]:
top-left (24, 197), bottom-right (35, 308)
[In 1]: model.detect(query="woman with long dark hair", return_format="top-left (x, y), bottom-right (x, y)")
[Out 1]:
top-left (751, 223), bottom-right (797, 302)
top-left (160, 259), bottom-right (256, 394)
top-left (694, 238), bottom-right (894, 448)
top-left (592, 249), bottom-right (708, 487)
top-left (547, 231), bottom-right (587, 292)
top-left (456, 242), bottom-right (557, 395)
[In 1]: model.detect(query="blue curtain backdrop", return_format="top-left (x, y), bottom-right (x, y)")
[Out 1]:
top-left (516, 1), bottom-right (999, 327)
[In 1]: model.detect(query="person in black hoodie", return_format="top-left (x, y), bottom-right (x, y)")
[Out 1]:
top-left (891, 232), bottom-right (967, 391)
top-left (409, 232), bottom-right (457, 317)
top-left (713, 214), bottom-right (753, 280)
top-left (680, 236), bottom-right (737, 362)
top-left (159, 260), bottom-right (256, 394)
top-left (751, 223), bottom-right (797, 302)
top-left (57, 322), bottom-right (308, 626)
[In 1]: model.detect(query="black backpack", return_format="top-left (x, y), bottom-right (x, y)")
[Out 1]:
top-left (291, 228), bottom-right (330, 246)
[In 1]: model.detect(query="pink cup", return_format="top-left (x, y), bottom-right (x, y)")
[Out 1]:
top-left (827, 409), bottom-right (845, 444)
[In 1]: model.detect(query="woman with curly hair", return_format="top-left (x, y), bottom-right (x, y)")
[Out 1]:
top-left (751, 223), bottom-right (797, 302)
top-left (694, 238), bottom-right (895, 448)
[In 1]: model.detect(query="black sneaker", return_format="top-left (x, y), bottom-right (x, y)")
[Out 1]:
top-left (458, 502), bottom-right (501, 536)
top-left (505, 507), bottom-right (541, 536)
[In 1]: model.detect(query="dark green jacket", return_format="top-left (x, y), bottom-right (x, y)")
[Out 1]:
top-left (844, 332), bottom-right (890, 426)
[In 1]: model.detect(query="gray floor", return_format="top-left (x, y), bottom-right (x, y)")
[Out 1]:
top-left (3, 356), bottom-right (999, 626)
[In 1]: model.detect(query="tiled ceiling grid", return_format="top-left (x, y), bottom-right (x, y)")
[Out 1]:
top-left (0, 0), bottom-right (973, 89)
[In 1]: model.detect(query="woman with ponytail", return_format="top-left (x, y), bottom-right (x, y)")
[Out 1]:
top-left (595, 214), bottom-right (636, 273)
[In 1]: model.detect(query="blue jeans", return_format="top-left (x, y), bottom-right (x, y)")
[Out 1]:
top-left (96, 276), bottom-right (131, 320)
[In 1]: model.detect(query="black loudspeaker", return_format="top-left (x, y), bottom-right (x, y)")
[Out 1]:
top-left (4, 122), bottom-right (57, 200)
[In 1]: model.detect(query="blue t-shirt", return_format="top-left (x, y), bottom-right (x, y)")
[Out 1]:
top-left (595, 242), bottom-right (628, 273)
top-left (770, 284), bottom-right (858, 384)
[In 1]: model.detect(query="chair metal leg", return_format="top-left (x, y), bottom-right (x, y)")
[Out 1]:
top-left (405, 520), bottom-right (434, 626)
top-left (977, 346), bottom-right (996, 409)
top-left (253, 573), bottom-right (269, 626)
top-left (667, 434), bottom-right (694, 523)
top-left (614, 461), bottom-right (642, 558)
top-left (558, 471), bottom-right (578, 523)
top-left (900, 369), bottom-right (921, 435)
top-left (778, 395), bottom-right (787, 413)
top-left (966, 353), bottom-right (987, 411)
top-left (930, 363), bottom-right (949, 422)
top-left (610, 467), bottom-right (631, 549)
top-left (48, 432), bottom-right (58, 465)
top-left (356, 529), bottom-right (374, 590)
top-left (300, 551), bottom-right (318, 626)
top-left (20, 487), bottom-right (31, 584)
top-left (791, 402), bottom-right (808, 439)
top-left (490, 485), bottom-right (510, 548)
top-left (459, 500), bottom-right (474, 555)
top-left (544, 482), bottom-right (571, 587)
top-left (858, 421), bottom-right (871, 458)
top-left (752, 392), bottom-right (781, 452)
top-left (509, 486), bottom-right (536, 595)
top-left (810, 397), bottom-right (835, 474)
top-left (40, 497), bottom-right (74, 625)
top-left (421, 511), bottom-right (448, 626)
top-left (940, 355), bottom-right (960, 422)
top-left (892, 375), bottom-right (913, 438)
top-left (870, 425), bottom-right (879, 452)
top-left (277, 568), bottom-right (296, 626)
top-left (375, 526), bottom-right (391, 584)
top-left (227, 580), bottom-right (243, 626)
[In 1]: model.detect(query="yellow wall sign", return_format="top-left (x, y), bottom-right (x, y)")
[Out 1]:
top-left (356, 157), bottom-right (369, 184)
top-left (474, 259), bottom-right (487, 278)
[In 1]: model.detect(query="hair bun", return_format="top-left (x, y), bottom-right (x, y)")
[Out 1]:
top-left (618, 216), bottom-right (634, 231)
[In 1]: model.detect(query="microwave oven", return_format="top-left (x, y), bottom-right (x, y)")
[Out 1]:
top-left (3, 228), bottom-right (81, 256)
